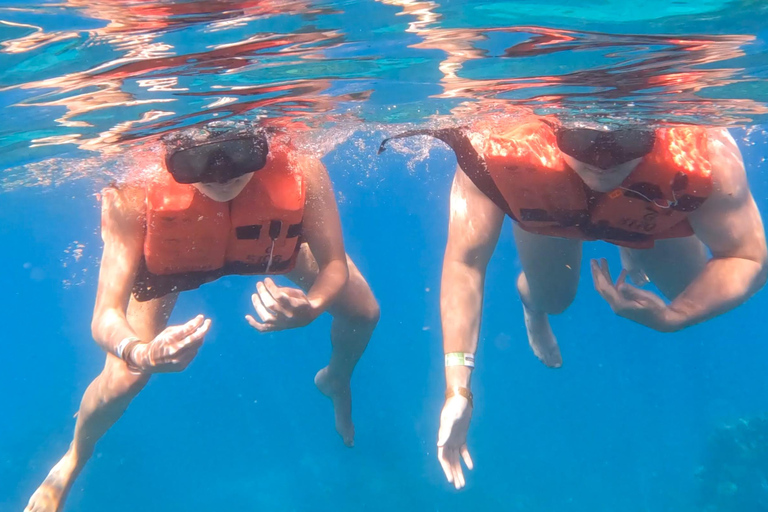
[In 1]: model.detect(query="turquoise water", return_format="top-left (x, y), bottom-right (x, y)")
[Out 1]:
top-left (2, 1), bottom-right (768, 511)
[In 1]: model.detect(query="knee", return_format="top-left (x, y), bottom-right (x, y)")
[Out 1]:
top-left (350, 298), bottom-right (381, 328)
top-left (99, 363), bottom-right (149, 403)
top-left (541, 295), bottom-right (575, 315)
top-left (337, 292), bottom-right (381, 329)
top-left (517, 272), bottom-right (576, 315)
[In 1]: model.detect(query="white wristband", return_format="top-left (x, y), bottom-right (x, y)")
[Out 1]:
top-left (445, 352), bottom-right (475, 368)
top-left (116, 337), bottom-right (140, 360)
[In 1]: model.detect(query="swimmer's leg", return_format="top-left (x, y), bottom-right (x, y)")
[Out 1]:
top-left (513, 225), bottom-right (582, 368)
top-left (288, 245), bottom-right (380, 447)
top-left (26, 294), bottom-right (177, 512)
top-left (620, 236), bottom-right (708, 300)
top-left (619, 246), bottom-right (651, 286)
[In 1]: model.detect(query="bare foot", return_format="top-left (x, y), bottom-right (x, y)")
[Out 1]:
top-left (314, 367), bottom-right (355, 447)
top-left (25, 450), bottom-right (79, 512)
top-left (523, 306), bottom-right (563, 368)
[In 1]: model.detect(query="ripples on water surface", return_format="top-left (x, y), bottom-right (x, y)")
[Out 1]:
top-left (0, 0), bottom-right (767, 185)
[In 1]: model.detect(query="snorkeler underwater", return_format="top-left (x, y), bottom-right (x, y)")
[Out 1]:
top-left (2, 1), bottom-right (768, 511)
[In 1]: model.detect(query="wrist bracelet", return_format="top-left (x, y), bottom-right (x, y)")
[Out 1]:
top-left (445, 386), bottom-right (473, 408)
top-left (116, 336), bottom-right (142, 371)
top-left (445, 352), bottom-right (475, 368)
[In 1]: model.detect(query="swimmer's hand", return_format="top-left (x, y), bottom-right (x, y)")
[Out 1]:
top-left (129, 315), bottom-right (211, 373)
top-left (437, 394), bottom-right (474, 490)
top-left (591, 258), bottom-right (682, 332)
top-left (246, 277), bottom-right (319, 332)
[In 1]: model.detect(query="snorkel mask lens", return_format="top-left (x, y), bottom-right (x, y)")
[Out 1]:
top-left (557, 128), bottom-right (655, 169)
top-left (166, 130), bottom-right (269, 184)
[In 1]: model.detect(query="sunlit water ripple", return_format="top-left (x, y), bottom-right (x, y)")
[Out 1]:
top-left (1, 0), bottom-right (767, 186)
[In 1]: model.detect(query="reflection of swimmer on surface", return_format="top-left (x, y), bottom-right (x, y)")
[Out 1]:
top-left (377, 0), bottom-right (489, 99)
top-left (25, 120), bottom-right (379, 512)
top-left (381, 117), bottom-right (768, 489)
top-left (5, 0), bottom-right (348, 155)
top-left (66, 0), bottom-right (324, 36)
top-left (377, 0), bottom-right (764, 122)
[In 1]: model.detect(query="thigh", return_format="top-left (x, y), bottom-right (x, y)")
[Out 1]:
top-left (125, 292), bottom-right (178, 341)
top-left (622, 235), bottom-right (708, 300)
top-left (513, 224), bottom-right (582, 304)
top-left (286, 243), bottom-right (377, 319)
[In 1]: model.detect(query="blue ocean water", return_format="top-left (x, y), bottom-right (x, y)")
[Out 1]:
top-left (2, 1), bottom-right (768, 511)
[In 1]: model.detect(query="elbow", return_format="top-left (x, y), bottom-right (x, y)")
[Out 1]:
top-left (757, 253), bottom-right (768, 287)
top-left (757, 264), bottom-right (768, 290)
top-left (749, 252), bottom-right (768, 294)
top-left (91, 314), bottom-right (106, 343)
top-left (91, 307), bottom-right (119, 345)
top-left (341, 258), bottom-right (350, 284)
top-left (755, 240), bottom-right (768, 287)
top-left (90, 305), bottom-right (102, 340)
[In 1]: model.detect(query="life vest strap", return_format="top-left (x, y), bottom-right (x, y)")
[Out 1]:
top-left (132, 257), bottom-right (298, 302)
top-left (234, 221), bottom-right (303, 240)
top-left (380, 128), bottom-right (517, 220)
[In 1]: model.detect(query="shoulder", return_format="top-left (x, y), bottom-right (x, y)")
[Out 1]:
top-left (704, 128), bottom-right (748, 200)
top-left (101, 183), bottom-right (145, 211)
top-left (288, 148), bottom-right (328, 186)
top-left (100, 183), bottom-right (146, 236)
top-left (705, 128), bottom-right (741, 159)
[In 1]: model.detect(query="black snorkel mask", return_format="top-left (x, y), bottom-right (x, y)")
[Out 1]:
top-left (164, 127), bottom-right (269, 184)
top-left (555, 127), bottom-right (656, 169)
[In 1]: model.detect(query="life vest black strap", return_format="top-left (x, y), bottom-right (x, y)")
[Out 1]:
top-left (132, 257), bottom-right (296, 302)
top-left (235, 221), bottom-right (303, 240)
top-left (579, 221), bottom-right (653, 244)
top-left (380, 128), bottom-right (517, 220)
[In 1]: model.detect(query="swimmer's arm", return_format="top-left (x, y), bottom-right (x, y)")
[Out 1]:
top-left (301, 156), bottom-right (349, 315)
top-left (441, 167), bottom-right (504, 390)
top-left (90, 187), bottom-right (147, 354)
top-left (667, 129), bottom-right (768, 330)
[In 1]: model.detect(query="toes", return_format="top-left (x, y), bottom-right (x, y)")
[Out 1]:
top-left (334, 398), bottom-right (355, 447)
top-left (531, 340), bottom-right (562, 368)
top-left (314, 368), bottom-right (356, 447)
top-left (544, 346), bottom-right (563, 369)
top-left (342, 429), bottom-right (355, 448)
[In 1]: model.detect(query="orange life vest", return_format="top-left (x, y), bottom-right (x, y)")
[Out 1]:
top-left (133, 143), bottom-right (305, 301)
top-left (468, 119), bottom-right (713, 248)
